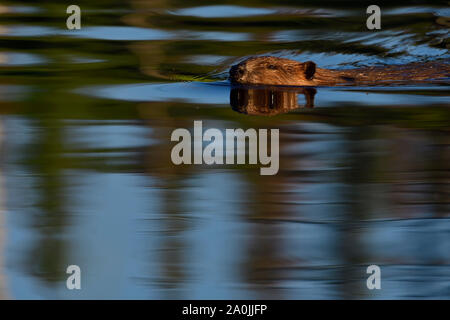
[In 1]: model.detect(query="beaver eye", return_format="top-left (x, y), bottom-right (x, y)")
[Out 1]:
top-left (268, 65), bottom-right (277, 70)
top-left (238, 69), bottom-right (244, 75)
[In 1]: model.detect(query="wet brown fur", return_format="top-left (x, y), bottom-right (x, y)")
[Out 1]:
top-left (229, 56), bottom-right (450, 86)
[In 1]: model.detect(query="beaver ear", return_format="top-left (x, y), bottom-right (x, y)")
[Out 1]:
top-left (304, 61), bottom-right (316, 80)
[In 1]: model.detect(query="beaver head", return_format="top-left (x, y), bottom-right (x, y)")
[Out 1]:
top-left (229, 56), bottom-right (316, 86)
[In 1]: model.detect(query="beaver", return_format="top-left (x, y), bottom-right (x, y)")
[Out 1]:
top-left (229, 56), bottom-right (450, 86)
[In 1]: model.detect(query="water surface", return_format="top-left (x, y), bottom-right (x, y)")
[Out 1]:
top-left (0, 1), bottom-right (449, 299)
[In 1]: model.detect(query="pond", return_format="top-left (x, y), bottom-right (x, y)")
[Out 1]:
top-left (0, 1), bottom-right (449, 299)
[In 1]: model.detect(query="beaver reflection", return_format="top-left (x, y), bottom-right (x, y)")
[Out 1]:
top-left (230, 86), bottom-right (316, 116)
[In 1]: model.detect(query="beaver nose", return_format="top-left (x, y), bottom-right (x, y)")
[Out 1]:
top-left (230, 65), bottom-right (240, 77)
top-left (230, 65), bottom-right (246, 83)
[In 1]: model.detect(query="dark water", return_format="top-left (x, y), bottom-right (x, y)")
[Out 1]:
top-left (0, 1), bottom-right (449, 299)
